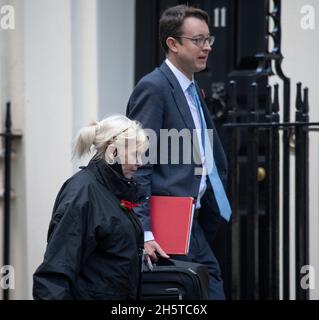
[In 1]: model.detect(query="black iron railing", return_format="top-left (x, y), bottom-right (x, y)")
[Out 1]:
top-left (223, 81), bottom-right (318, 300)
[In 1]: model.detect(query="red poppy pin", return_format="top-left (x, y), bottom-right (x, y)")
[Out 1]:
top-left (120, 200), bottom-right (140, 213)
top-left (200, 88), bottom-right (206, 99)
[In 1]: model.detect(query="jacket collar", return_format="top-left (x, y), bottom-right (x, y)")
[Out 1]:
top-left (86, 159), bottom-right (143, 203)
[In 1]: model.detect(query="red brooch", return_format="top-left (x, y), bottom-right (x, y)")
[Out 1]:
top-left (200, 88), bottom-right (206, 99)
top-left (120, 200), bottom-right (140, 212)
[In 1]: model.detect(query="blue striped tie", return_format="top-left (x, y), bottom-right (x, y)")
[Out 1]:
top-left (187, 83), bottom-right (232, 221)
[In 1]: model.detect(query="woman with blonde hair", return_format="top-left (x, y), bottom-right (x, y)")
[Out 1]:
top-left (33, 114), bottom-right (148, 300)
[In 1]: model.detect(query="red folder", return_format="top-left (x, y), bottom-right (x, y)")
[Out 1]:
top-left (150, 196), bottom-right (195, 255)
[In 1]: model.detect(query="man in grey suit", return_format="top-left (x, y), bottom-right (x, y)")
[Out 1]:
top-left (126, 5), bottom-right (231, 300)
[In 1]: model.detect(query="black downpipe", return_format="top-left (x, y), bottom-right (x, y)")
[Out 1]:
top-left (3, 102), bottom-right (12, 301)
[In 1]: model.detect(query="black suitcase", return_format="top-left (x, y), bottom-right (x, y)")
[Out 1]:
top-left (141, 258), bottom-right (209, 300)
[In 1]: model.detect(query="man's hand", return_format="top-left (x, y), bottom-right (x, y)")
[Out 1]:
top-left (144, 240), bottom-right (170, 262)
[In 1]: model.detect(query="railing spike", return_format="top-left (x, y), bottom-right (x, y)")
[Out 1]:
top-left (296, 82), bottom-right (303, 111)
top-left (273, 84), bottom-right (279, 113)
top-left (227, 80), bottom-right (238, 112)
top-left (303, 87), bottom-right (309, 114)
top-left (250, 82), bottom-right (258, 112)
top-left (5, 102), bottom-right (12, 130)
top-left (266, 85), bottom-right (272, 115)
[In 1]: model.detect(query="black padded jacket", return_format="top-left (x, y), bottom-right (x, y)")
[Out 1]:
top-left (33, 159), bottom-right (144, 300)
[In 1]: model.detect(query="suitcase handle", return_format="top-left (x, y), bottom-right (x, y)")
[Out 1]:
top-left (143, 254), bottom-right (204, 272)
top-left (154, 257), bottom-right (176, 266)
top-left (142, 255), bottom-right (175, 272)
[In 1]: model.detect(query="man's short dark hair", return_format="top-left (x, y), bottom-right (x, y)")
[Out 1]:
top-left (159, 5), bottom-right (209, 53)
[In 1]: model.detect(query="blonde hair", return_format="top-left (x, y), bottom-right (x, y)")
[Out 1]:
top-left (73, 114), bottom-right (149, 162)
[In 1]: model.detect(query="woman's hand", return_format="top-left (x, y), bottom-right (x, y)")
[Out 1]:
top-left (144, 240), bottom-right (170, 262)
